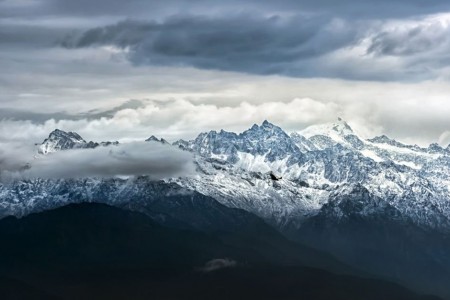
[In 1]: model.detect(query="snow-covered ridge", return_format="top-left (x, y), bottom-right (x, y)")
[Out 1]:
top-left (179, 119), bottom-right (450, 231)
top-left (2, 119), bottom-right (450, 234)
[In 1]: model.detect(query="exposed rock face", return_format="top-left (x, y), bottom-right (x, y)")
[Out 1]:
top-left (38, 129), bottom-right (118, 154)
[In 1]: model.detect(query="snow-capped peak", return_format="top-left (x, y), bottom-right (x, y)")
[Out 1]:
top-left (300, 118), bottom-right (354, 139)
top-left (298, 118), bottom-right (360, 150)
top-left (262, 119), bottom-right (275, 128)
top-left (428, 143), bottom-right (445, 154)
top-left (38, 129), bottom-right (119, 154)
top-left (367, 135), bottom-right (407, 148)
top-left (49, 129), bottom-right (85, 142)
top-left (38, 129), bottom-right (87, 154)
top-left (241, 120), bottom-right (289, 139)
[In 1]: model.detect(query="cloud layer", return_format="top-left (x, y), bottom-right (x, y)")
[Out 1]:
top-left (2, 76), bottom-right (450, 147)
top-left (0, 142), bottom-right (195, 181)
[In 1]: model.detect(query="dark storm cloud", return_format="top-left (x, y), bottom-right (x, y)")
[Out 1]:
top-left (268, 0), bottom-right (450, 19)
top-left (2, 0), bottom-right (450, 19)
top-left (367, 21), bottom-right (450, 57)
top-left (2, 0), bottom-right (450, 81)
top-left (61, 15), bottom-right (360, 77)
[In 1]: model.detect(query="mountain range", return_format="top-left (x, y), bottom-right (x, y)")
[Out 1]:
top-left (1, 119), bottom-right (450, 298)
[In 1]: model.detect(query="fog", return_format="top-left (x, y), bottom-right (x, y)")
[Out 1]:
top-left (0, 142), bottom-right (195, 181)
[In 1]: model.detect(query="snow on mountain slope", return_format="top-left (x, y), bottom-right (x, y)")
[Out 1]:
top-left (300, 117), bottom-right (357, 149)
top-left (298, 118), bottom-right (445, 169)
top-left (170, 157), bottom-right (330, 228)
top-left (38, 129), bottom-right (118, 154)
top-left (2, 120), bottom-right (450, 233)
top-left (38, 129), bottom-right (89, 154)
top-left (174, 119), bottom-right (450, 230)
top-left (186, 120), bottom-right (301, 164)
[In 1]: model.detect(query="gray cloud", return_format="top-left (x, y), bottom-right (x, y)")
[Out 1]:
top-left (0, 24), bottom-right (69, 49)
top-left (0, 99), bottom-right (146, 122)
top-left (0, 142), bottom-right (195, 181)
top-left (2, 0), bottom-right (450, 20)
top-left (60, 15), bottom-right (360, 77)
top-left (361, 16), bottom-right (450, 82)
top-left (2, 1), bottom-right (450, 83)
top-left (273, 0), bottom-right (450, 19)
top-left (367, 21), bottom-right (450, 57)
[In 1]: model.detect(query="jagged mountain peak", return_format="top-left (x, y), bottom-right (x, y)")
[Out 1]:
top-left (145, 135), bottom-right (169, 144)
top-left (39, 129), bottom-right (119, 154)
top-left (242, 120), bottom-right (288, 138)
top-left (428, 142), bottom-right (444, 153)
top-left (248, 120), bottom-right (278, 129)
top-left (367, 135), bottom-right (428, 153)
top-left (186, 120), bottom-right (298, 163)
top-left (145, 135), bottom-right (160, 142)
top-left (262, 119), bottom-right (273, 127)
top-left (238, 121), bottom-right (299, 161)
top-left (193, 121), bottom-right (288, 145)
top-left (39, 129), bottom-right (87, 154)
top-left (367, 134), bottom-right (405, 147)
top-left (48, 129), bottom-right (85, 142)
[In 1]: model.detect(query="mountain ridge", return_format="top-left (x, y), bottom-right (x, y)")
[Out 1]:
top-left (2, 119), bottom-right (450, 298)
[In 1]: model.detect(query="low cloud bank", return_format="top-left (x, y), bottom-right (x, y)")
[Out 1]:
top-left (0, 142), bottom-right (195, 181)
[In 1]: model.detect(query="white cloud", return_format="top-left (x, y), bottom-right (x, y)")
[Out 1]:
top-left (0, 141), bottom-right (195, 181)
top-left (1, 73), bottom-right (450, 147)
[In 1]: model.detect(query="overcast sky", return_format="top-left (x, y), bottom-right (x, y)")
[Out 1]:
top-left (1, 0), bottom-right (450, 146)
